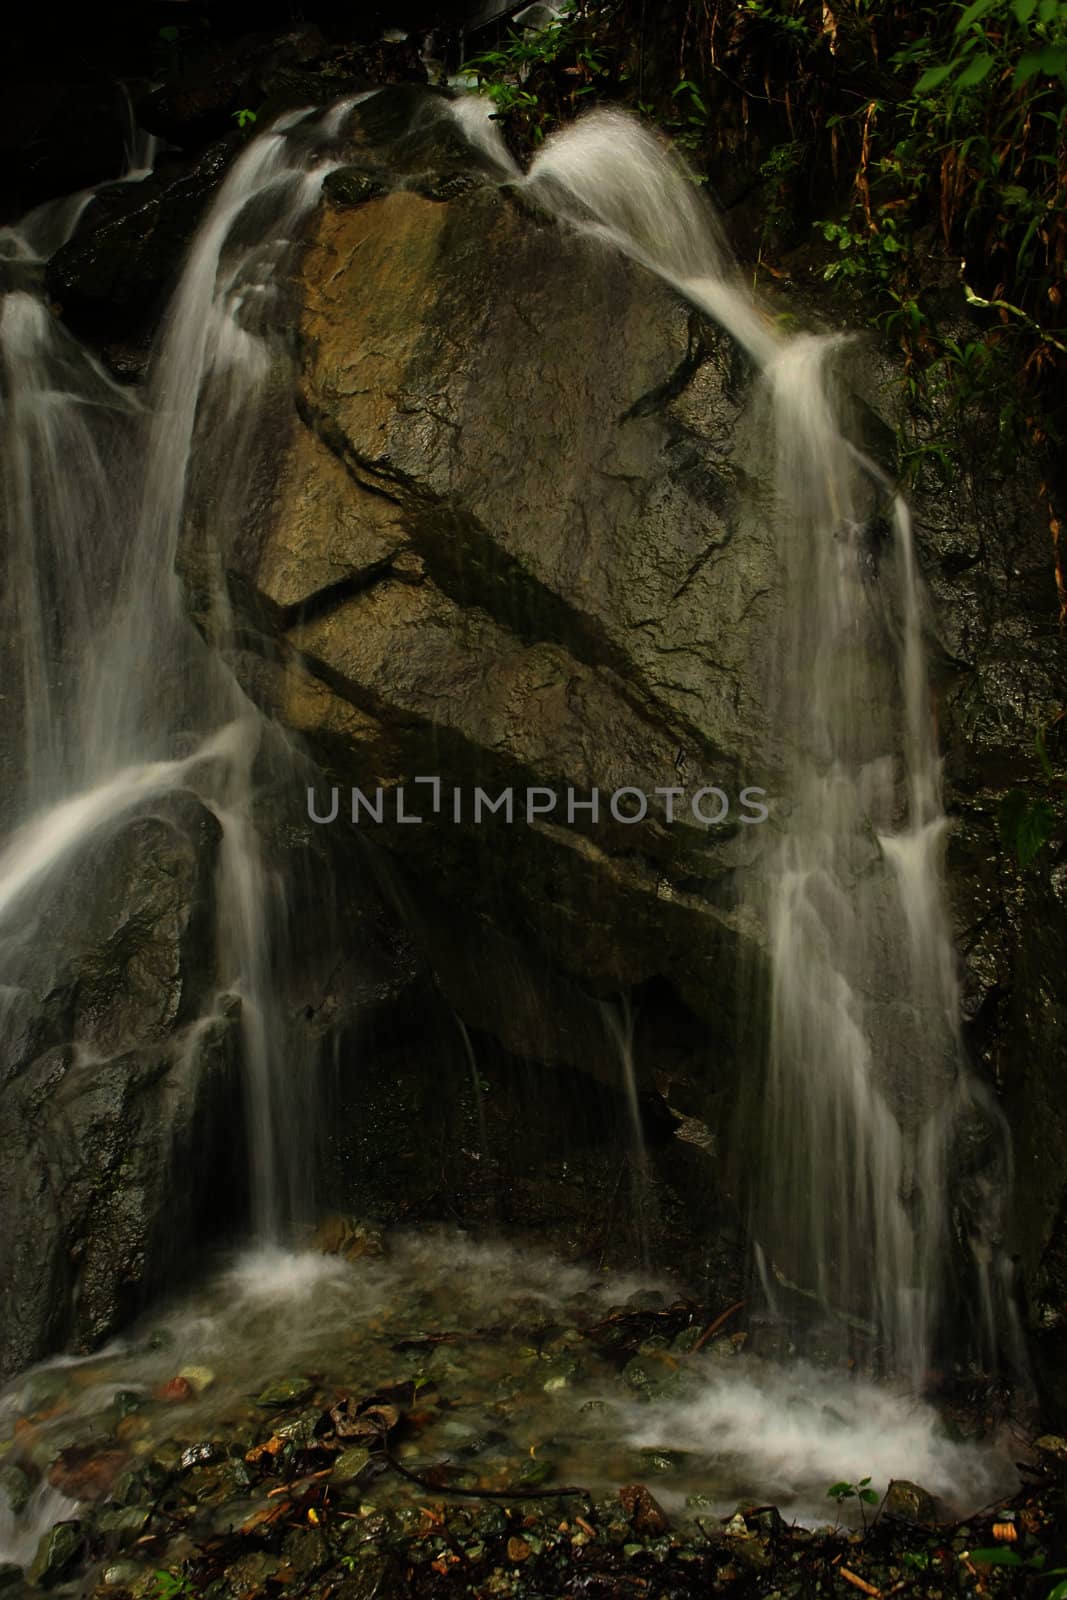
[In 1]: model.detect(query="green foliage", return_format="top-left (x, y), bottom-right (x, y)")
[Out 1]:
top-left (909, 0), bottom-right (1067, 95)
top-left (666, 78), bottom-right (711, 161)
top-left (462, 2), bottom-right (608, 147)
top-left (826, 1475), bottom-right (880, 1506)
top-left (998, 719), bottom-right (1065, 865)
top-left (232, 108), bottom-right (258, 130)
top-left (808, 3), bottom-right (1064, 464)
top-left (151, 1573), bottom-right (193, 1600)
top-left (966, 1544), bottom-right (1067, 1592)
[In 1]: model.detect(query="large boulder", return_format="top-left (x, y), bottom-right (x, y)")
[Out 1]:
top-left (191, 104), bottom-right (780, 1110)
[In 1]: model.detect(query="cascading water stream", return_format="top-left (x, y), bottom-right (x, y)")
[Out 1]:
top-left (444, 101), bottom-right (1019, 1381)
top-left (0, 97), bottom-right (376, 1242)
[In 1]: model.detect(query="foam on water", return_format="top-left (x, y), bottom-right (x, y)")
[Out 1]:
top-left (624, 1361), bottom-right (1013, 1519)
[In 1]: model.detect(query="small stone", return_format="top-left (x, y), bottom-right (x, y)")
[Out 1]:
top-left (274, 1409), bottom-right (320, 1444)
top-left (256, 1376), bottom-right (314, 1407)
top-left (48, 1447), bottom-right (126, 1500)
top-left (622, 1357), bottom-right (655, 1392)
top-left (0, 1463), bottom-right (31, 1513)
top-left (474, 1505), bottom-right (509, 1537)
top-left (625, 1289), bottom-right (666, 1311)
top-left (102, 1560), bottom-right (142, 1586)
top-left (619, 1483), bottom-right (670, 1536)
top-left (518, 1458), bottom-right (553, 1487)
top-left (154, 1375), bottom-right (194, 1403)
top-left (884, 1479), bottom-right (937, 1524)
top-left (332, 1446), bottom-right (373, 1484)
top-left (179, 1442), bottom-right (223, 1471)
top-left (507, 1536), bottom-right (531, 1562)
top-left (1035, 1435), bottom-right (1067, 1458)
top-left (178, 1366), bottom-right (215, 1395)
top-left (28, 1520), bottom-right (83, 1587)
top-left (96, 1506), bottom-right (150, 1545)
top-left (323, 168), bottom-right (390, 209)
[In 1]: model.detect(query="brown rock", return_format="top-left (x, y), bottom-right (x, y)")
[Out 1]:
top-left (48, 1447), bottom-right (126, 1500)
top-left (154, 1375), bottom-right (194, 1403)
top-left (618, 1482), bottom-right (670, 1535)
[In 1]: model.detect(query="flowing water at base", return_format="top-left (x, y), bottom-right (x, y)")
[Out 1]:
top-left (0, 1234), bottom-right (1019, 1579)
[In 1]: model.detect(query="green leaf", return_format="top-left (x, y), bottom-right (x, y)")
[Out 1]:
top-left (956, 51), bottom-right (996, 85)
top-left (1038, 0), bottom-right (1058, 19)
top-left (159, 25), bottom-right (179, 42)
top-left (916, 62), bottom-right (958, 91)
top-left (860, 1489), bottom-right (880, 1504)
top-left (1037, 44), bottom-right (1067, 73)
top-left (1014, 42), bottom-right (1067, 85)
top-left (1012, 0), bottom-right (1038, 17)
top-left (827, 1482), bottom-right (854, 1498)
top-left (1047, 1581), bottom-right (1067, 1600)
top-left (967, 1548), bottom-right (1024, 1566)
top-left (956, 0), bottom-right (1002, 26)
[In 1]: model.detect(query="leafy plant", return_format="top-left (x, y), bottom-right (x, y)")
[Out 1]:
top-left (232, 108), bottom-right (258, 131)
top-left (462, 1), bottom-right (607, 147)
top-left (998, 718), bottom-right (1065, 865)
top-left (965, 1544), bottom-right (1067, 1594)
top-left (911, 0), bottom-right (1067, 96)
top-left (827, 1475), bottom-right (880, 1505)
top-left (151, 1573), bottom-right (193, 1600)
top-left (827, 1476), bottom-right (880, 1527)
top-left (667, 78), bottom-right (711, 159)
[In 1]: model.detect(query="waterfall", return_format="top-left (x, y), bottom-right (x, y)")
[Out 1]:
top-left (0, 99), bottom-right (375, 1241)
top-left (494, 105), bottom-right (1017, 1381)
top-left (0, 78), bottom-right (1019, 1381)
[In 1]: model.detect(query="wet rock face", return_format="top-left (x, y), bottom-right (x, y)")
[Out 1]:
top-left (204, 92), bottom-right (777, 1092)
top-left (0, 793), bottom-right (241, 1380)
top-left (46, 143), bottom-right (236, 342)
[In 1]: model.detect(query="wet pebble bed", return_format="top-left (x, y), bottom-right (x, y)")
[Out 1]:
top-left (0, 1229), bottom-right (1049, 1599)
